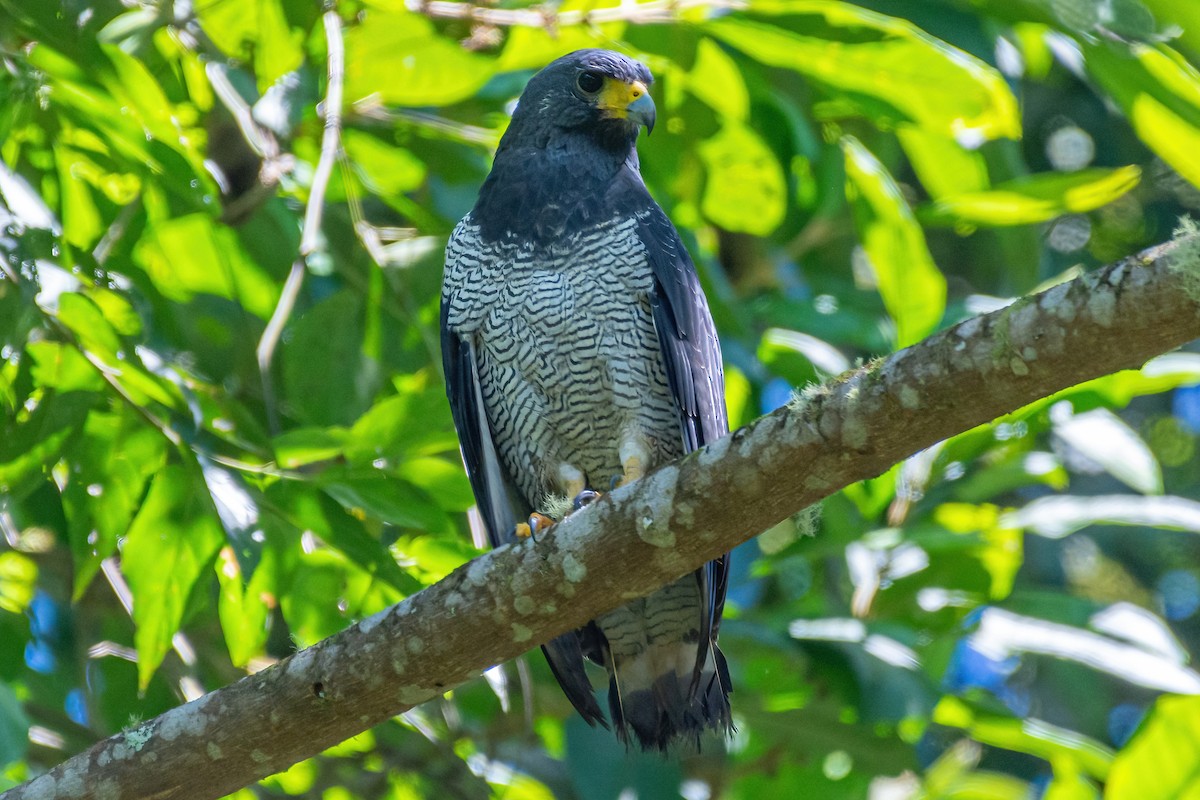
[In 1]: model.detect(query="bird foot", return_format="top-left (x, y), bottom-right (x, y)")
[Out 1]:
top-left (572, 489), bottom-right (602, 511)
top-left (515, 512), bottom-right (556, 541)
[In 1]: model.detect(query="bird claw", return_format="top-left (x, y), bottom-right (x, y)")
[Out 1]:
top-left (572, 489), bottom-right (602, 511)
top-left (515, 512), bottom-right (556, 542)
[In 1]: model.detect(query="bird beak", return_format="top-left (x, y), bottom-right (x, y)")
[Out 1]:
top-left (598, 79), bottom-right (656, 134)
top-left (627, 91), bottom-right (656, 134)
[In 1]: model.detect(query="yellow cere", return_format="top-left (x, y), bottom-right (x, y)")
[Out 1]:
top-left (597, 78), bottom-right (649, 119)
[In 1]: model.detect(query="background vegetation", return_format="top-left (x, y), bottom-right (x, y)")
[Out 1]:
top-left (2, 0), bottom-right (1200, 797)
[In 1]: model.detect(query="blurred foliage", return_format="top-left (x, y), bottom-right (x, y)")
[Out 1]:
top-left (1, 0), bottom-right (1200, 798)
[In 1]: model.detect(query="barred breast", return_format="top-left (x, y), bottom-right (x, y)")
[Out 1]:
top-left (443, 213), bottom-right (680, 506)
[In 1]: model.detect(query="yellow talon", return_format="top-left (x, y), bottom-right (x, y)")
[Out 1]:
top-left (517, 512), bottom-right (556, 540)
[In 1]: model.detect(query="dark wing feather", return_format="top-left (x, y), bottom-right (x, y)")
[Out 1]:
top-left (635, 203), bottom-right (733, 694)
top-left (440, 258), bottom-right (607, 727)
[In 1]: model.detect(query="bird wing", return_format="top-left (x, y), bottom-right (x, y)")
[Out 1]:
top-left (635, 202), bottom-right (733, 690)
top-left (441, 225), bottom-right (607, 727)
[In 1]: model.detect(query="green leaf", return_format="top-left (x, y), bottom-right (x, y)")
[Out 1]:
top-left (698, 122), bottom-right (787, 235)
top-left (26, 341), bottom-right (103, 393)
top-left (707, 4), bottom-right (1020, 141)
top-left (345, 12), bottom-right (495, 107)
top-left (215, 541), bottom-right (275, 668)
top-left (62, 409), bottom-right (166, 599)
top-left (197, 0), bottom-right (304, 89)
top-left (934, 697), bottom-right (1114, 779)
top-left (1052, 407), bottom-right (1162, 494)
top-left (1085, 42), bottom-right (1200, 189)
top-left (1139, 0), bottom-right (1200, 55)
top-left (395, 457), bottom-right (475, 512)
top-left (283, 290), bottom-right (379, 427)
top-left (1003, 495), bottom-right (1200, 539)
top-left (133, 214), bottom-right (280, 320)
top-left (921, 166), bottom-right (1142, 226)
top-left (0, 552), bottom-right (37, 615)
top-left (0, 391), bottom-right (92, 497)
top-left (842, 136), bottom-right (946, 347)
top-left (53, 293), bottom-right (180, 409)
top-left (344, 390), bottom-right (458, 465)
top-left (897, 128), bottom-right (990, 201)
top-left (323, 476), bottom-right (452, 534)
top-left (344, 130), bottom-right (427, 197)
top-left (1107, 695), bottom-right (1200, 799)
top-left (0, 680), bottom-right (29, 770)
top-left (271, 487), bottom-right (421, 596)
top-left (273, 427), bottom-right (349, 469)
top-left (56, 147), bottom-right (102, 248)
top-left (497, 0), bottom-right (624, 71)
top-left (688, 37), bottom-right (751, 121)
top-left (122, 465), bottom-right (225, 690)
top-left (393, 533), bottom-right (479, 585)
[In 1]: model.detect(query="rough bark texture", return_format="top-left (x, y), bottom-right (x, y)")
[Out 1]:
top-left (5, 234), bottom-right (1200, 800)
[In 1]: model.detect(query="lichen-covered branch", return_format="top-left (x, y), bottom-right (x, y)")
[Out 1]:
top-left (5, 232), bottom-right (1200, 800)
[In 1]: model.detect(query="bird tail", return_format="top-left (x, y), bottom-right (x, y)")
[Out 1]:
top-left (608, 641), bottom-right (733, 752)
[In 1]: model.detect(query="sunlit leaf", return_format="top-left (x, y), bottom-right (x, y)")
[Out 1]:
top-left (62, 409), bottom-right (166, 598)
top-left (1085, 42), bottom-right (1200, 189)
top-left (1107, 695), bottom-right (1200, 799)
top-left (698, 121), bottom-right (787, 236)
top-left (0, 391), bottom-right (92, 497)
top-left (1139, 0), bottom-right (1200, 55)
top-left (497, 0), bottom-right (624, 71)
top-left (324, 476), bottom-right (452, 534)
top-left (1003, 494), bottom-right (1200, 538)
top-left (344, 130), bottom-right (427, 198)
top-left (273, 427), bottom-right (348, 469)
top-left (842, 136), bottom-right (947, 347)
top-left (934, 697), bottom-right (1114, 778)
top-left (122, 465), bottom-right (225, 689)
top-left (25, 341), bottom-right (103, 393)
top-left (56, 147), bottom-right (102, 247)
top-left (897, 128), bottom-right (989, 201)
top-left (133, 214), bottom-right (280, 319)
top-left (708, 4), bottom-right (1020, 141)
top-left (215, 541), bottom-right (275, 668)
top-left (921, 166), bottom-right (1142, 226)
top-left (0, 552), bottom-right (37, 615)
top-left (1052, 406), bottom-right (1162, 494)
top-left (345, 12), bottom-right (495, 106)
top-left (197, 0), bottom-right (304, 88)
top-left (688, 37), bottom-right (751, 121)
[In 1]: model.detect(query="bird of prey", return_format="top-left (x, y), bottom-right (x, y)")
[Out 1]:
top-left (441, 49), bottom-right (732, 751)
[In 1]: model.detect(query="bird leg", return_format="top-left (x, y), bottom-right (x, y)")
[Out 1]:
top-left (617, 435), bottom-right (650, 487)
top-left (567, 437), bottom-right (650, 513)
top-left (515, 513), bottom-right (556, 540)
top-left (515, 464), bottom-right (590, 539)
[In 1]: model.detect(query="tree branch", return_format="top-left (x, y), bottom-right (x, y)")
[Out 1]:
top-left (5, 233), bottom-right (1200, 800)
top-left (407, 0), bottom-right (746, 28)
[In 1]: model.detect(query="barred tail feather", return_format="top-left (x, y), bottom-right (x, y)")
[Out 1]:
top-left (608, 643), bottom-right (733, 752)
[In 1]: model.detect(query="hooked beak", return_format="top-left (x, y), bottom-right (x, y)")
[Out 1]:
top-left (627, 91), bottom-right (656, 134)
top-left (598, 78), bottom-right (656, 134)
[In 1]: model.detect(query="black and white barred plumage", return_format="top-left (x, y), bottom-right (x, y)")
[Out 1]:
top-left (441, 49), bottom-right (732, 751)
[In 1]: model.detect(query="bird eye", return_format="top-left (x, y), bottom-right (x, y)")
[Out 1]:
top-left (576, 70), bottom-right (604, 94)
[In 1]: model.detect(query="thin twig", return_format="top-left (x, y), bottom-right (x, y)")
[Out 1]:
top-left (408, 0), bottom-right (745, 27)
top-left (301, 10), bottom-right (346, 257)
top-left (256, 8), bottom-right (346, 435)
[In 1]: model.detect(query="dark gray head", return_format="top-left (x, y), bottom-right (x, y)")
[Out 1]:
top-left (506, 49), bottom-right (656, 152)
top-left (471, 50), bottom-right (658, 241)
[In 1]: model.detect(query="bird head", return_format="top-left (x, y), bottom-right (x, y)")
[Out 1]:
top-left (510, 50), bottom-right (656, 149)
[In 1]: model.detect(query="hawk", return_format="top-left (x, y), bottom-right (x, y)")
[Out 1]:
top-left (441, 49), bottom-right (732, 750)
